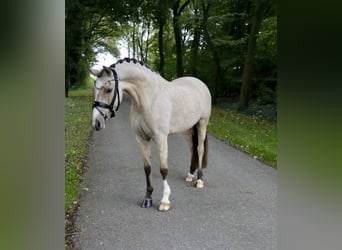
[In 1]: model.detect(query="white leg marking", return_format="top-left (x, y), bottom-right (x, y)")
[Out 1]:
top-left (196, 179), bottom-right (204, 188)
top-left (185, 173), bottom-right (195, 182)
top-left (159, 180), bottom-right (171, 211)
top-left (161, 180), bottom-right (171, 203)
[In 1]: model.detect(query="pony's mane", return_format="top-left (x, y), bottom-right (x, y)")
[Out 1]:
top-left (110, 57), bottom-right (159, 75)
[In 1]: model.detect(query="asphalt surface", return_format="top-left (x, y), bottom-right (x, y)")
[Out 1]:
top-left (75, 96), bottom-right (277, 250)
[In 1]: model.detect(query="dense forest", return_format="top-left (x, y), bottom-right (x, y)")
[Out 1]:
top-left (66, 0), bottom-right (276, 111)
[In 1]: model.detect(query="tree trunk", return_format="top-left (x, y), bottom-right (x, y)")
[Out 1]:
top-left (201, 1), bottom-right (220, 104)
top-left (138, 30), bottom-right (144, 61)
top-left (65, 76), bottom-right (69, 98)
top-left (190, 8), bottom-right (200, 76)
top-left (173, 2), bottom-right (183, 77)
top-left (65, 3), bottom-right (83, 91)
top-left (132, 22), bottom-right (136, 59)
top-left (144, 20), bottom-right (150, 63)
top-left (237, 0), bottom-right (263, 111)
top-left (172, 0), bottom-right (190, 77)
top-left (158, 20), bottom-right (165, 76)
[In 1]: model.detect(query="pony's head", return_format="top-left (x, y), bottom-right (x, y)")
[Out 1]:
top-left (90, 66), bottom-right (122, 131)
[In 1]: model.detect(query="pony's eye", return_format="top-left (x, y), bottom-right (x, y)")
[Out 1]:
top-left (94, 81), bottom-right (102, 89)
top-left (105, 88), bottom-right (112, 94)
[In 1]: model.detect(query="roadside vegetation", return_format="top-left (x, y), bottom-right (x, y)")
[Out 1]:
top-left (65, 88), bottom-right (93, 248)
top-left (208, 105), bottom-right (277, 167)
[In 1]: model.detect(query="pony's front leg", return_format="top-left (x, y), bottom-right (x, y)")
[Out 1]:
top-left (157, 136), bottom-right (171, 211)
top-left (136, 136), bottom-right (153, 208)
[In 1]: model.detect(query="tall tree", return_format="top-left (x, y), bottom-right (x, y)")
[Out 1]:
top-left (237, 0), bottom-right (273, 110)
top-left (190, 6), bottom-right (201, 76)
top-left (65, 0), bottom-right (144, 97)
top-left (65, 0), bottom-right (277, 105)
top-left (157, 17), bottom-right (166, 76)
top-left (201, 0), bottom-right (221, 104)
top-left (65, 0), bottom-right (85, 96)
top-left (172, 0), bottom-right (190, 77)
top-left (152, 0), bottom-right (171, 76)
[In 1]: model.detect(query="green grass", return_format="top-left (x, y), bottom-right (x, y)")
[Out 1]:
top-left (208, 105), bottom-right (277, 167)
top-left (65, 88), bottom-right (93, 213)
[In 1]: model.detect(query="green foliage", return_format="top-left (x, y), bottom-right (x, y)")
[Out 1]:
top-left (65, 89), bottom-right (93, 213)
top-left (255, 81), bottom-right (277, 105)
top-left (66, 0), bottom-right (277, 106)
top-left (256, 16), bottom-right (277, 63)
top-left (66, 0), bottom-right (145, 90)
top-left (254, 16), bottom-right (277, 104)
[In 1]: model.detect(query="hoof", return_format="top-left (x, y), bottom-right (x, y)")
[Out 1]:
top-left (141, 198), bottom-right (152, 208)
top-left (158, 202), bottom-right (171, 211)
top-left (196, 179), bottom-right (204, 188)
top-left (185, 173), bottom-right (195, 182)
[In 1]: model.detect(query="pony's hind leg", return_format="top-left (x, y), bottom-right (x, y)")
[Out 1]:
top-left (136, 136), bottom-right (153, 208)
top-left (183, 128), bottom-right (198, 182)
top-left (196, 119), bottom-right (209, 188)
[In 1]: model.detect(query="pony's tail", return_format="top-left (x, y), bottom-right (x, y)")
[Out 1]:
top-left (192, 125), bottom-right (208, 169)
top-left (202, 133), bottom-right (208, 169)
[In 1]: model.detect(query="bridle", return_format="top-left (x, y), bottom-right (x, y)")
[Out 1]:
top-left (92, 68), bottom-right (121, 121)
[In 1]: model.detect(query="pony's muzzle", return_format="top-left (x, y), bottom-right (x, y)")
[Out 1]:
top-left (92, 108), bottom-right (107, 131)
top-left (94, 119), bottom-right (102, 131)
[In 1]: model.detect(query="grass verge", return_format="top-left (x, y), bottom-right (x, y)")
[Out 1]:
top-left (207, 105), bottom-right (277, 167)
top-left (65, 88), bottom-right (93, 248)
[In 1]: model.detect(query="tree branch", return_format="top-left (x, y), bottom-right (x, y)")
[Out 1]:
top-left (179, 0), bottom-right (191, 14)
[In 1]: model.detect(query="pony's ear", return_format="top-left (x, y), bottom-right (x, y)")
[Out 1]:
top-left (102, 66), bottom-right (112, 75)
top-left (89, 68), bottom-right (101, 76)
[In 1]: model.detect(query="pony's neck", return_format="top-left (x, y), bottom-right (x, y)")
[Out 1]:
top-left (115, 62), bottom-right (167, 110)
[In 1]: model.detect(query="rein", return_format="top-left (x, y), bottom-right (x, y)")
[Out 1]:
top-left (92, 68), bottom-right (121, 121)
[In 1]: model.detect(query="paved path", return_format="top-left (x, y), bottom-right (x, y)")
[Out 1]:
top-left (75, 96), bottom-right (277, 250)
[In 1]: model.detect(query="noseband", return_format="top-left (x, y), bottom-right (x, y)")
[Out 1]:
top-left (92, 68), bottom-right (121, 121)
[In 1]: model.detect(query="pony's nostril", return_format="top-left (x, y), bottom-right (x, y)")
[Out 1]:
top-left (95, 119), bottom-right (101, 130)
